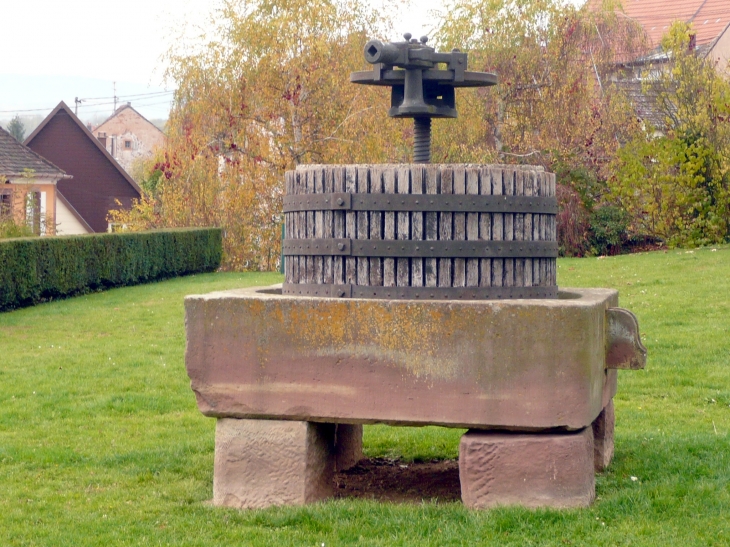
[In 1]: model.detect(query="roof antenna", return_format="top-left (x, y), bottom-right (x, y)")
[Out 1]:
top-left (113, 81), bottom-right (118, 113)
top-left (74, 97), bottom-right (85, 116)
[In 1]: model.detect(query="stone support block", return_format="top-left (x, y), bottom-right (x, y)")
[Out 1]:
top-left (459, 428), bottom-right (595, 509)
top-left (213, 418), bottom-right (335, 509)
top-left (334, 424), bottom-right (363, 471)
top-left (592, 399), bottom-right (615, 472)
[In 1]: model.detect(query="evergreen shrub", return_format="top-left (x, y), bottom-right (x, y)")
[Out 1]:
top-left (0, 228), bottom-right (222, 311)
top-left (589, 206), bottom-right (630, 256)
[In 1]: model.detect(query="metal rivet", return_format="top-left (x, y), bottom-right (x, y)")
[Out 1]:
top-left (337, 243), bottom-right (345, 251)
top-left (336, 198), bottom-right (344, 206)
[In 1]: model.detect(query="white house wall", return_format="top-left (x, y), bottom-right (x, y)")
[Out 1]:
top-left (711, 26), bottom-right (730, 76)
top-left (55, 198), bottom-right (89, 235)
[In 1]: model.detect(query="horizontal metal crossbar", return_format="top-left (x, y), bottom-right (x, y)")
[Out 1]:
top-left (283, 239), bottom-right (558, 258)
top-left (283, 193), bottom-right (557, 214)
top-left (350, 69), bottom-right (498, 88)
top-left (282, 283), bottom-right (558, 300)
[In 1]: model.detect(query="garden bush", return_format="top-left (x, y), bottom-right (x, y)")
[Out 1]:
top-left (556, 183), bottom-right (590, 256)
top-left (589, 205), bottom-right (630, 256)
top-left (0, 228), bottom-right (222, 311)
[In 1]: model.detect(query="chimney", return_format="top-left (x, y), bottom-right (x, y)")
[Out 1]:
top-left (97, 132), bottom-right (107, 147)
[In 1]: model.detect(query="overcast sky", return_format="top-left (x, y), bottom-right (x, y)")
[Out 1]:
top-left (1, 0), bottom-right (448, 121)
top-left (8, 0), bottom-right (582, 122)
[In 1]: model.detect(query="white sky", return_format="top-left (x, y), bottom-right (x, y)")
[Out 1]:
top-left (0, 0), bottom-right (560, 121)
top-left (2, 0), bottom-right (441, 79)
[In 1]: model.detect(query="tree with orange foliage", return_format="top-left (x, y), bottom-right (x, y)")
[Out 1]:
top-left (110, 0), bottom-right (407, 270)
top-left (113, 0), bottom-right (653, 266)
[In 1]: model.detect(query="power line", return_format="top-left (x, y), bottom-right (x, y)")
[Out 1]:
top-left (81, 90), bottom-right (175, 101)
top-left (0, 91), bottom-right (175, 114)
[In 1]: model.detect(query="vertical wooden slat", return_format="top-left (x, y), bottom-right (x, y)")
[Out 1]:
top-left (491, 167), bottom-right (503, 287)
top-left (304, 168), bottom-right (315, 284)
top-left (524, 169), bottom-right (534, 287)
top-left (323, 167), bottom-right (334, 284)
top-left (410, 166), bottom-right (424, 287)
top-left (294, 170), bottom-right (303, 284)
top-left (549, 172), bottom-right (557, 286)
top-left (424, 166), bottom-right (438, 288)
top-left (514, 169), bottom-right (524, 287)
top-left (314, 167), bottom-right (324, 285)
top-left (466, 167), bottom-right (479, 287)
top-left (345, 166), bottom-right (357, 285)
top-left (333, 167), bottom-right (345, 285)
top-left (479, 167), bottom-right (492, 287)
top-left (438, 167), bottom-right (453, 288)
top-left (356, 166), bottom-right (370, 286)
top-left (532, 170), bottom-right (542, 286)
top-left (453, 166), bottom-right (466, 288)
top-left (284, 171), bottom-right (292, 284)
top-left (383, 167), bottom-right (396, 287)
top-left (540, 173), bottom-right (548, 287)
top-left (503, 168), bottom-right (514, 288)
top-left (369, 165), bottom-right (384, 287)
top-left (396, 166), bottom-right (410, 287)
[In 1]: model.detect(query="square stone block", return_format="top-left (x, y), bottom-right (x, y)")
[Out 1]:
top-left (592, 399), bottom-right (615, 472)
top-left (459, 428), bottom-right (595, 509)
top-left (334, 424), bottom-right (363, 471)
top-left (213, 419), bottom-right (335, 509)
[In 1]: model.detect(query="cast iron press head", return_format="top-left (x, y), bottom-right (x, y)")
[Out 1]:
top-left (350, 33), bottom-right (497, 163)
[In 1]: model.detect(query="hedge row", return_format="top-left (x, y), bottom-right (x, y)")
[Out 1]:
top-left (0, 228), bottom-right (222, 311)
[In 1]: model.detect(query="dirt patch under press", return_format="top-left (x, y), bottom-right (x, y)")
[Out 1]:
top-left (333, 458), bottom-right (461, 503)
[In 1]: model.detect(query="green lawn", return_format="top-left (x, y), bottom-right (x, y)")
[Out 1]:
top-left (1, 248), bottom-right (729, 546)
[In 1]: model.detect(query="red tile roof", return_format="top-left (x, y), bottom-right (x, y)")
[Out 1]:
top-left (588, 0), bottom-right (730, 48)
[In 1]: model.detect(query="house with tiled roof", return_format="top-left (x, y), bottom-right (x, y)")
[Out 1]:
top-left (588, 0), bottom-right (730, 128)
top-left (586, 0), bottom-right (730, 68)
top-left (0, 125), bottom-right (71, 235)
top-left (605, 0), bottom-right (730, 69)
top-left (93, 103), bottom-right (165, 174)
top-left (24, 102), bottom-right (141, 234)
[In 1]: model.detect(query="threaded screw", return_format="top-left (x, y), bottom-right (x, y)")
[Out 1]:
top-left (413, 117), bottom-right (431, 163)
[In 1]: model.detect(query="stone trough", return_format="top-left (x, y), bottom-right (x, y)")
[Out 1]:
top-left (185, 283), bottom-right (645, 509)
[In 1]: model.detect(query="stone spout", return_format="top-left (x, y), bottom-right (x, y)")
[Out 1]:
top-left (605, 308), bottom-right (647, 370)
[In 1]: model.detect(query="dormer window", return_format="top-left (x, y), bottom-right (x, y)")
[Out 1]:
top-left (124, 140), bottom-right (132, 149)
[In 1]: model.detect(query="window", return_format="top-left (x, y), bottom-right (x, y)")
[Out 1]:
top-left (124, 140), bottom-right (132, 149)
top-left (0, 190), bottom-right (11, 218)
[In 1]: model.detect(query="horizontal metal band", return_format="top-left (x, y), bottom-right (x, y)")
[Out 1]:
top-left (283, 238), bottom-right (351, 256)
top-left (284, 193), bottom-right (557, 214)
top-left (283, 283), bottom-right (558, 300)
top-left (283, 239), bottom-right (558, 258)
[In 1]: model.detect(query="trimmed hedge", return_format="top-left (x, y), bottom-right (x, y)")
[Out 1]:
top-left (0, 228), bottom-right (222, 311)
